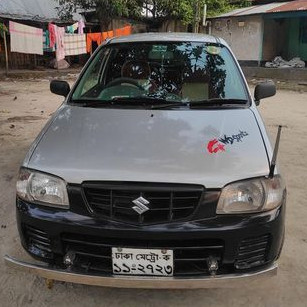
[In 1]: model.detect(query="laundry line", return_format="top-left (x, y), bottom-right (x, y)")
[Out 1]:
top-left (1, 19), bottom-right (133, 73)
top-left (7, 21), bottom-right (132, 57)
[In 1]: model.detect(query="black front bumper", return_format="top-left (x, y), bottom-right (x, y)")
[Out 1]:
top-left (16, 197), bottom-right (285, 277)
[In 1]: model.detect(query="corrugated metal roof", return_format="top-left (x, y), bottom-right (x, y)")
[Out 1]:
top-left (242, 2), bottom-right (290, 15)
top-left (214, 0), bottom-right (307, 18)
top-left (268, 0), bottom-right (307, 12)
top-left (216, 7), bottom-right (256, 18)
top-left (0, 0), bottom-right (80, 22)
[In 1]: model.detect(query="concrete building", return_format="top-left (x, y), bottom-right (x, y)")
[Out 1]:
top-left (209, 0), bottom-right (307, 65)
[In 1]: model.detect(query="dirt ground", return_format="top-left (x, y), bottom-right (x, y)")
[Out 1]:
top-left (0, 79), bottom-right (306, 307)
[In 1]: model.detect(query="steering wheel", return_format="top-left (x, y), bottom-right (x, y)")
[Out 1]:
top-left (165, 92), bottom-right (182, 101)
top-left (104, 77), bottom-right (145, 90)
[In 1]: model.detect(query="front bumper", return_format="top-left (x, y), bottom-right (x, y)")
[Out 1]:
top-left (4, 255), bottom-right (277, 289)
top-left (14, 198), bottom-right (285, 286)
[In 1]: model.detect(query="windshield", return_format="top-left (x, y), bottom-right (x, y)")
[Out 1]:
top-left (71, 42), bottom-right (248, 106)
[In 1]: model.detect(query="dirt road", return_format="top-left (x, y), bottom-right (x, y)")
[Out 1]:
top-left (0, 79), bottom-right (306, 307)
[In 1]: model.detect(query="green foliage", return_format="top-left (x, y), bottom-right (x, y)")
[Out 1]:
top-left (143, 0), bottom-right (202, 24)
top-left (151, 0), bottom-right (253, 22)
top-left (143, 0), bottom-right (248, 24)
top-left (0, 23), bottom-right (8, 38)
top-left (234, 0), bottom-right (252, 9)
top-left (56, 0), bottom-right (251, 29)
top-left (206, 0), bottom-right (232, 17)
top-left (57, 0), bottom-right (143, 29)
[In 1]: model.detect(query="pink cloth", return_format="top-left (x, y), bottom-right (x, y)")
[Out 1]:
top-left (55, 26), bottom-right (65, 61)
top-left (48, 23), bottom-right (56, 48)
top-left (78, 19), bottom-right (85, 35)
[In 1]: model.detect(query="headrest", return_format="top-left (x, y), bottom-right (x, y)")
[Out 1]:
top-left (121, 60), bottom-right (151, 79)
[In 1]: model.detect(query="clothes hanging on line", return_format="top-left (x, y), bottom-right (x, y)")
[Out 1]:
top-left (86, 33), bottom-right (103, 53)
top-left (86, 25), bottom-right (132, 53)
top-left (64, 34), bottom-right (87, 56)
top-left (114, 28), bottom-right (123, 36)
top-left (66, 22), bottom-right (79, 34)
top-left (48, 23), bottom-right (56, 48)
top-left (101, 30), bottom-right (114, 41)
top-left (43, 30), bottom-right (49, 48)
top-left (78, 19), bottom-right (85, 35)
top-left (9, 21), bottom-right (43, 55)
top-left (66, 25), bottom-right (73, 34)
top-left (55, 26), bottom-right (65, 61)
top-left (99, 25), bottom-right (132, 43)
top-left (43, 30), bottom-right (55, 52)
top-left (114, 25), bottom-right (132, 37)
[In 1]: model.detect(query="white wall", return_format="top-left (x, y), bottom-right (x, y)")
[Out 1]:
top-left (211, 16), bottom-right (263, 62)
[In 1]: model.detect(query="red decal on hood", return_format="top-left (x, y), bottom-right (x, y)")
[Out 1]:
top-left (207, 139), bottom-right (225, 154)
top-left (207, 130), bottom-right (249, 154)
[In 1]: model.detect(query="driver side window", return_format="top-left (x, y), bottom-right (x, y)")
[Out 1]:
top-left (104, 49), bottom-right (127, 84)
top-left (73, 48), bottom-right (108, 99)
top-left (82, 55), bottom-right (104, 95)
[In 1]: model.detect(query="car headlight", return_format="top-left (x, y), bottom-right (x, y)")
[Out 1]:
top-left (216, 176), bottom-right (286, 214)
top-left (16, 168), bottom-right (69, 208)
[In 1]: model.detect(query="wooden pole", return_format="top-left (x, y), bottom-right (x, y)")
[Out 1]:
top-left (193, 0), bottom-right (201, 33)
top-left (3, 29), bottom-right (9, 75)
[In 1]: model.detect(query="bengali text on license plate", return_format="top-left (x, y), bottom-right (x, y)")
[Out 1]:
top-left (112, 247), bottom-right (174, 276)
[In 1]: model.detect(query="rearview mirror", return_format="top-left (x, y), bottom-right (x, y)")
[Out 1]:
top-left (254, 80), bottom-right (276, 105)
top-left (50, 80), bottom-right (70, 97)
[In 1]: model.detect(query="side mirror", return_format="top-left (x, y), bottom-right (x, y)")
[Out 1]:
top-left (254, 80), bottom-right (276, 106)
top-left (50, 80), bottom-right (70, 97)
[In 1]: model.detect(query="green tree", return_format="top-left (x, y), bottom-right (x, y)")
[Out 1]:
top-left (57, 0), bottom-right (143, 30)
top-left (206, 0), bottom-right (233, 17)
top-left (0, 23), bottom-right (8, 38)
top-left (142, 0), bottom-right (204, 25)
top-left (57, 0), bottom-right (250, 31)
top-left (142, 0), bottom-right (235, 26)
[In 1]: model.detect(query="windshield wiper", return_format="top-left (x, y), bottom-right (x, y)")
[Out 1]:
top-left (151, 98), bottom-right (248, 110)
top-left (150, 102), bottom-right (188, 109)
top-left (110, 96), bottom-right (168, 105)
top-left (72, 96), bottom-right (178, 108)
top-left (70, 99), bottom-right (112, 108)
top-left (71, 97), bottom-right (248, 109)
top-left (189, 98), bottom-right (248, 108)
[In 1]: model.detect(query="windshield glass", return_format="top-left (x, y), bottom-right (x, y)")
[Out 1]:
top-left (72, 42), bottom-right (248, 105)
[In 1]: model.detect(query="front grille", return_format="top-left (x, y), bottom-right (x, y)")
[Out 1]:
top-left (83, 182), bottom-right (204, 225)
top-left (24, 225), bottom-right (53, 259)
top-left (235, 234), bottom-right (270, 270)
top-left (62, 233), bottom-right (224, 276)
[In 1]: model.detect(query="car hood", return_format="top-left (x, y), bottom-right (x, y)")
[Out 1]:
top-left (26, 105), bottom-right (270, 188)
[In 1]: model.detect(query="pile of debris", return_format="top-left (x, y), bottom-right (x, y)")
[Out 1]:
top-left (265, 56), bottom-right (305, 68)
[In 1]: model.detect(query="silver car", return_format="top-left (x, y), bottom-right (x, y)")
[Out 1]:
top-left (7, 33), bottom-right (286, 289)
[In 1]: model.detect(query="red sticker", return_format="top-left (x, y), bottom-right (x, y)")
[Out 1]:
top-left (207, 139), bottom-right (225, 154)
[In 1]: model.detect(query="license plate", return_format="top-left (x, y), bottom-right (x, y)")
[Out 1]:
top-left (112, 247), bottom-right (174, 276)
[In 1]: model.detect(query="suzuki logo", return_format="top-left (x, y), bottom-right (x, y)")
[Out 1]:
top-left (132, 197), bottom-right (150, 215)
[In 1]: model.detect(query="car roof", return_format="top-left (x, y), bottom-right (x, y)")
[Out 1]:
top-left (109, 32), bottom-right (228, 47)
